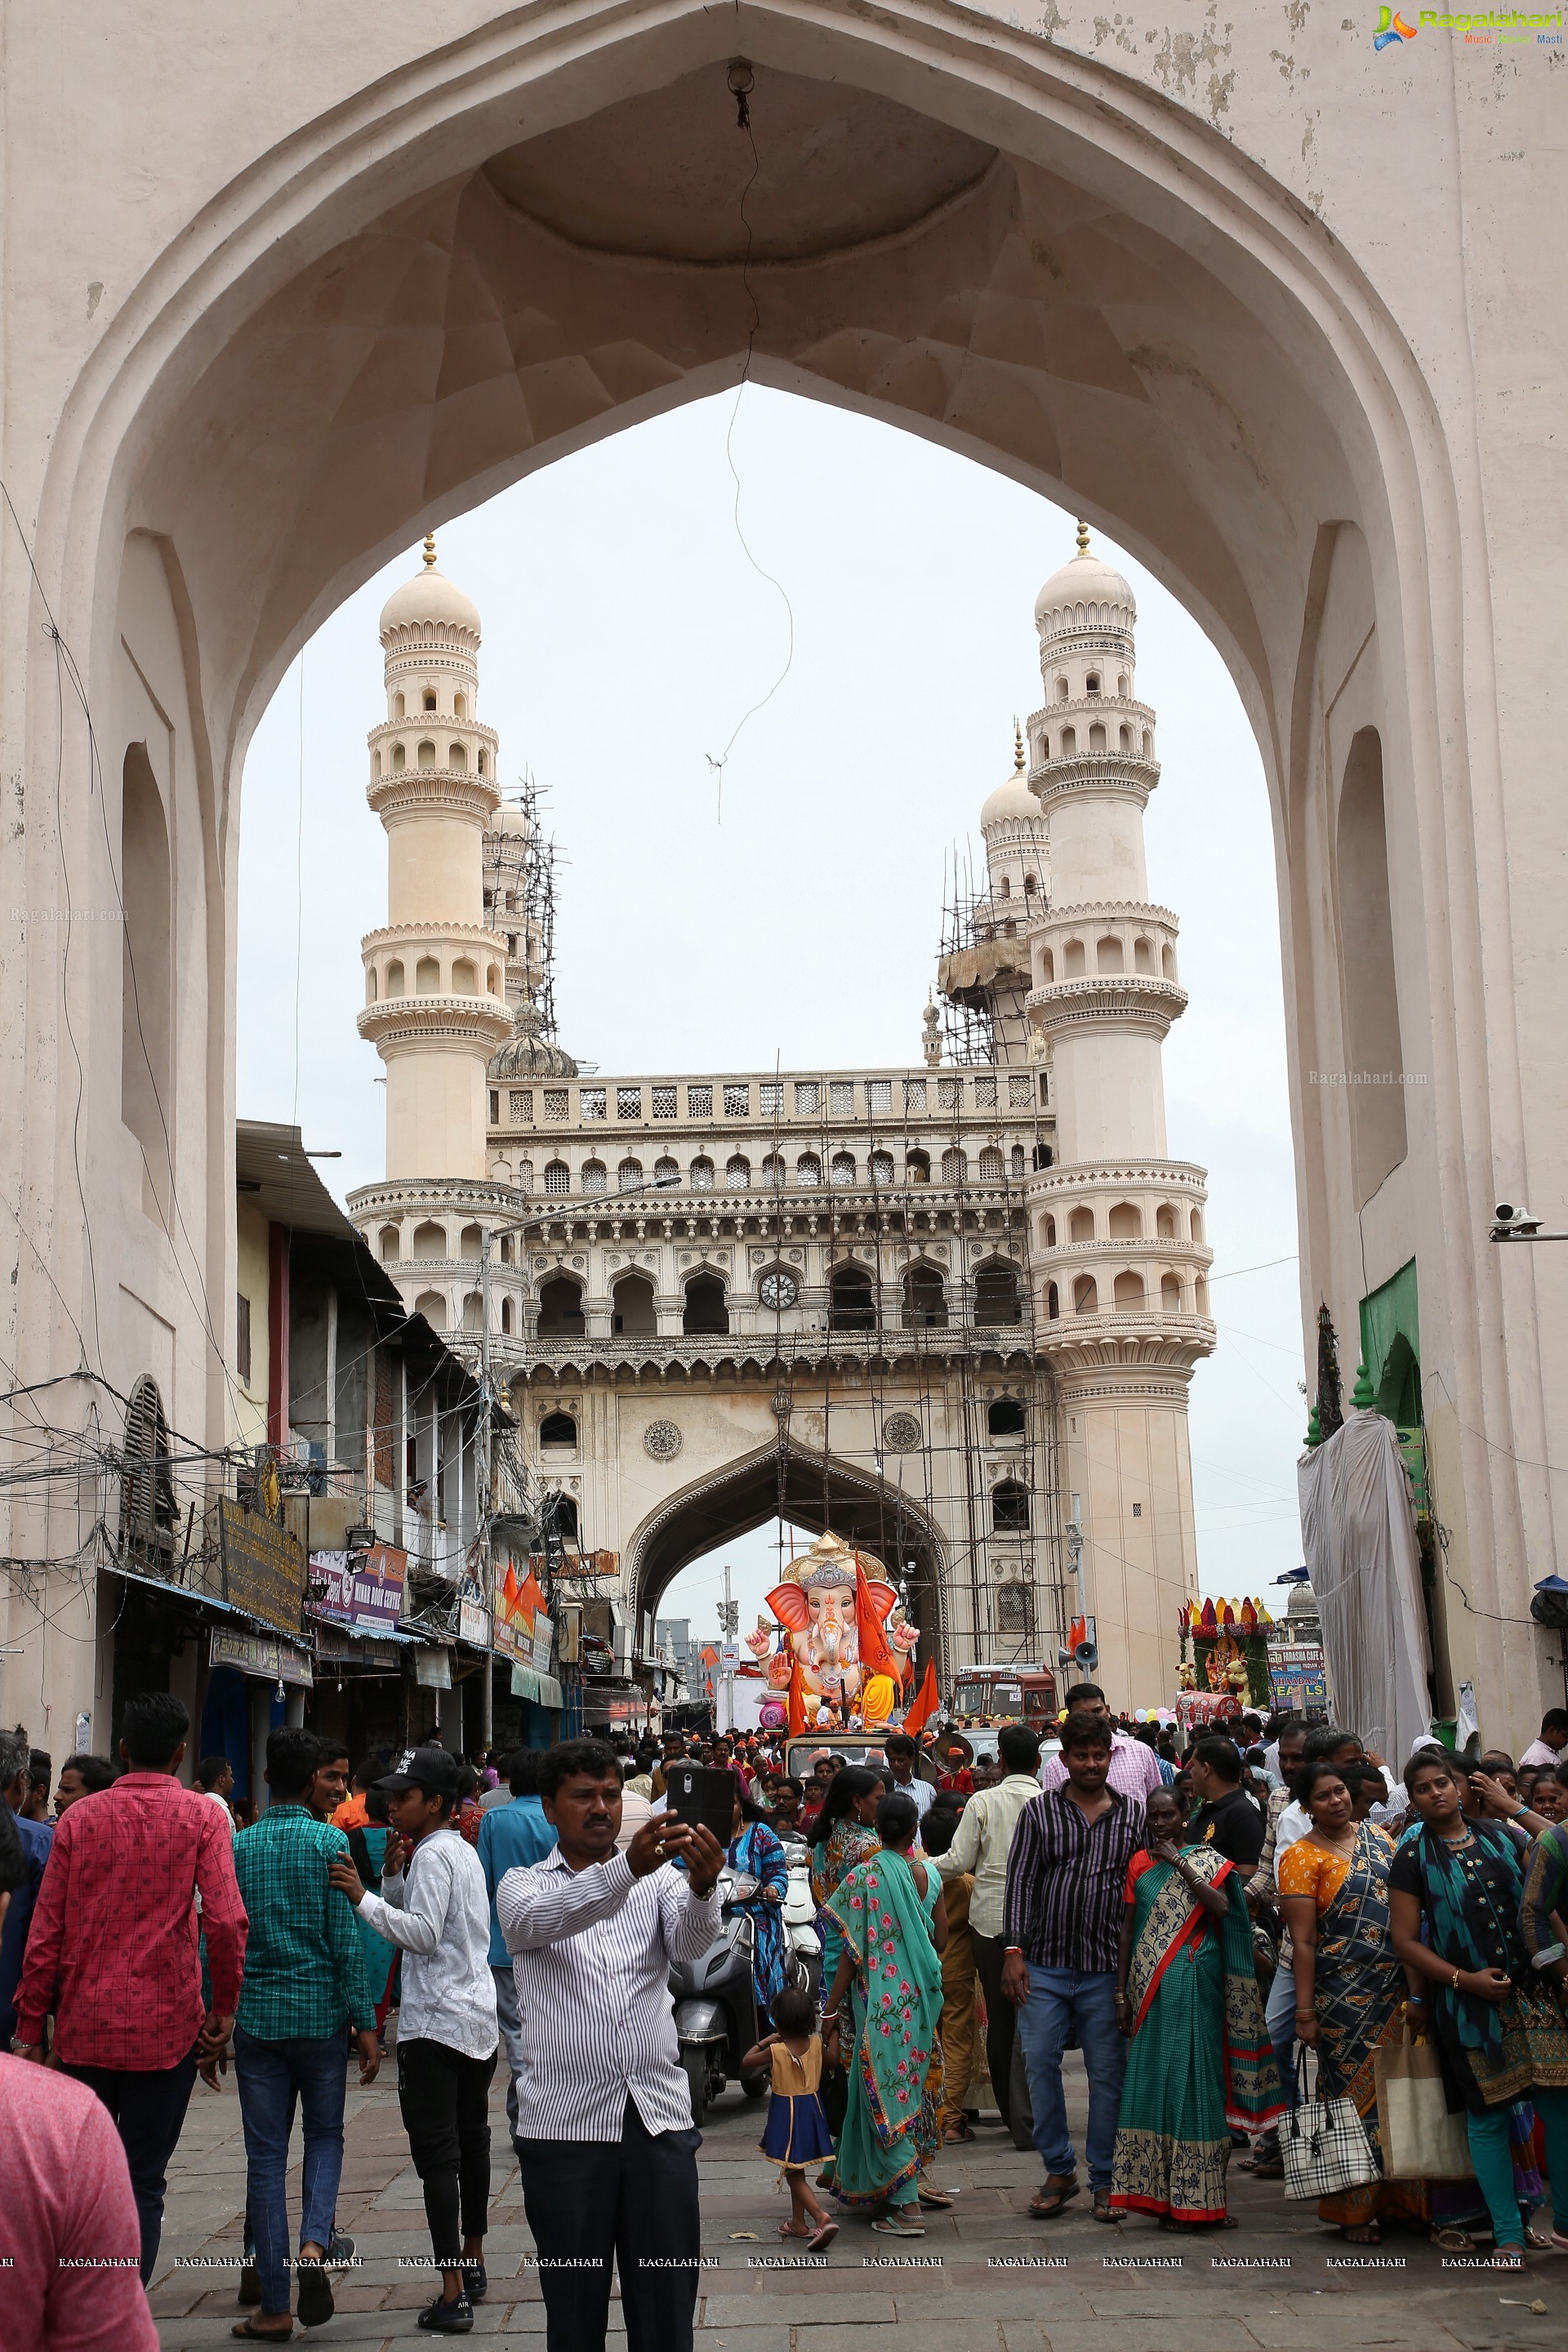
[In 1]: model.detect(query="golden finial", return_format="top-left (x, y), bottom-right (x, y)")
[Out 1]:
top-left (422, 532), bottom-right (437, 569)
top-left (1076, 518), bottom-right (1090, 555)
top-left (1013, 718), bottom-right (1026, 774)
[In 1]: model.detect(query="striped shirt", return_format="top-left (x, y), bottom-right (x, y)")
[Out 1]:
top-left (357, 1826), bottom-right (497, 2060)
top-left (497, 1846), bottom-right (720, 2140)
top-left (1003, 1786), bottom-right (1144, 1974)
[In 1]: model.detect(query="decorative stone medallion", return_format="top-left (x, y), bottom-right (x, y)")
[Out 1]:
top-left (644, 1419), bottom-right (683, 1461)
top-left (881, 1411), bottom-right (922, 1453)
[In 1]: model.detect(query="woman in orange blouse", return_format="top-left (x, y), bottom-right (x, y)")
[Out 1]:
top-left (1278, 1761), bottom-right (1427, 2243)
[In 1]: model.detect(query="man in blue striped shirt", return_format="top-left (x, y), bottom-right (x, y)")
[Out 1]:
top-left (497, 1738), bottom-right (723, 2352)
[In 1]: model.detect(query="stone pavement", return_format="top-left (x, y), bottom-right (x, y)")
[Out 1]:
top-left (148, 2052), bottom-right (1562, 2352)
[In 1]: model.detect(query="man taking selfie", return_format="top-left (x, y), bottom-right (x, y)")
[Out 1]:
top-left (497, 1737), bottom-right (724, 2352)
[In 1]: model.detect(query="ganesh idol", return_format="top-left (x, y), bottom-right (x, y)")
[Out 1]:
top-left (743, 1530), bottom-right (912, 1727)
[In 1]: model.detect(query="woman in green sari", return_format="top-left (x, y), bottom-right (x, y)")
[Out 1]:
top-left (822, 1790), bottom-right (947, 2236)
top-left (1111, 1786), bottom-right (1283, 2226)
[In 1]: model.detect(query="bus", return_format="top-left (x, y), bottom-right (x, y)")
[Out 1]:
top-left (949, 1663), bottom-right (1058, 1729)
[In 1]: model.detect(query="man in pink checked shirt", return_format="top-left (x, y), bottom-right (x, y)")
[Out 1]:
top-left (1038, 1685), bottom-right (1165, 1805)
top-left (0, 1802), bottom-right (159, 2351)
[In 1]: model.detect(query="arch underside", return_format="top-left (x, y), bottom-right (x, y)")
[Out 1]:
top-left (626, 1435), bottom-right (947, 1649)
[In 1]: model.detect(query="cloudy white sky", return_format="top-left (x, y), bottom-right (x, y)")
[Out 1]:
top-left (238, 387), bottom-right (1307, 1678)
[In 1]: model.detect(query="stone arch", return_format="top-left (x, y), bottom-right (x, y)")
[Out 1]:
top-left (414, 1290), bottom-right (447, 1329)
top-left (411, 1219), bottom-right (447, 1258)
top-left (6, 0), bottom-right (1544, 1735)
top-left (1107, 1201), bottom-right (1141, 1241)
top-left (537, 1272), bottom-right (586, 1334)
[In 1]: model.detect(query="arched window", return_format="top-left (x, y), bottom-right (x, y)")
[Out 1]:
top-left (973, 1262), bottom-right (1022, 1325)
top-left (417, 740), bottom-right (436, 768)
top-left (452, 957), bottom-right (477, 993)
top-left (795, 1152), bottom-right (822, 1187)
top-left (394, 693), bottom-right (406, 719)
top-left (477, 750), bottom-right (487, 775)
top-left (1160, 1272), bottom-right (1183, 1312)
top-left (1117, 674), bottom-right (1129, 697)
top-left (1040, 734), bottom-right (1050, 760)
top-left (991, 1479), bottom-right (1031, 1532)
top-left (120, 746), bottom-right (172, 1164)
top-left (1055, 678), bottom-right (1069, 702)
top-left (902, 1265), bottom-right (946, 1330)
top-left (988, 1397), bottom-right (1027, 1438)
top-left (1060, 725), bottom-right (1076, 755)
top-left (581, 1160), bottom-right (608, 1195)
top-left (1113, 1270), bottom-right (1145, 1312)
top-left (1156, 1205), bottom-right (1178, 1238)
top-left (385, 960), bottom-right (404, 996)
top-left (689, 1156), bottom-right (715, 1192)
top-left (487, 964), bottom-right (501, 995)
top-left (653, 1156), bottom-right (679, 1186)
top-left (412, 1220), bottom-right (447, 1258)
top-left (999, 875), bottom-right (1011, 899)
top-left (462, 1291), bottom-right (483, 1331)
top-left (372, 750), bottom-right (382, 780)
top-left (905, 1150), bottom-right (930, 1185)
top-left (1064, 938), bottom-right (1086, 978)
top-left (416, 956), bottom-right (440, 993)
top-left (829, 1263), bottom-right (875, 1331)
top-left (546, 1492), bottom-right (580, 1545)
top-left (1107, 1202), bottom-right (1140, 1241)
top-left (617, 1158), bottom-right (644, 1192)
top-left (761, 1152), bottom-right (786, 1187)
top-left (1162, 943), bottom-right (1177, 979)
top-left (1141, 728), bottom-right (1152, 755)
top-left (537, 1277), bottom-right (585, 1335)
top-left (1032, 1143), bottom-right (1054, 1170)
top-left (459, 1223), bottom-right (483, 1259)
top-left (683, 1272), bottom-right (728, 1335)
top-left (1134, 935), bottom-right (1153, 972)
top-left (414, 1290), bottom-right (448, 1330)
top-left (449, 742), bottom-right (467, 770)
top-left (1046, 1281), bottom-right (1060, 1320)
top-left (869, 1151), bottom-right (894, 1187)
top-left (380, 1225), bottom-right (400, 1262)
top-left (1096, 935), bottom-right (1124, 973)
top-left (543, 1160), bottom-right (569, 1195)
top-left (365, 967), bottom-right (378, 1004)
top-left (1089, 722), bottom-right (1106, 751)
top-left (391, 742), bottom-right (407, 770)
top-left (500, 1296), bottom-right (514, 1334)
top-left (1191, 1207), bottom-right (1205, 1244)
top-left (830, 1152), bottom-right (856, 1187)
top-left (1085, 672), bottom-right (1100, 696)
top-left (1010, 1144), bottom-right (1026, 1179)
top-left (515, 1160), bottom-right (534, 1196)
top-left (725, 1155), bottom-right (751, 1191)
top-left (1073, 1274), bottom-right (1098, 1314)
top-left (1039, 946), bottom-right (1054, 982)
top-left (1119, 724), bottom-right (1131, 752)
top-left (422, 690), bottom-right (437, 712)
top-left (941, 1147), bottom-right (967, 1183)
top-left (453, 693), bottom-right (467, 719)
top-left (120, 1374), bottom-right (176, 1570)
top-left (1023, 874), bottom-right (1037, 897)
top-left (978, 1146), bottom-right (1004, 1182)
top-left (1068, 1206), bottom-right (1094, 1244)
top-left (612, 1272), bottom-right (657, 1334)
top-left (1040, 1214), bottom-right (1057, 1247)
top-left (540, 1411), bottom-right (577, 1449)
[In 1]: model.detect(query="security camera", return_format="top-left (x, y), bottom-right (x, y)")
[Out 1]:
top-left (1491, 1203), bottom-right (1543, 1238)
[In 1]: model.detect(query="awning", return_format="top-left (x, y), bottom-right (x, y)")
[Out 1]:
top-left (510, 1664), bottom-right (564, 1708)
top-left (105, 1557), bottom-right (305, 1642)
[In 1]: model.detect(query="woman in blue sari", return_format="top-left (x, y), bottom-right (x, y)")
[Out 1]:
top-left (728, 1790), bottom-right (791, 2019)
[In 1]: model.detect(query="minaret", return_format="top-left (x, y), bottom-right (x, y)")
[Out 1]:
top-left (936, 724), bottom-right (1051, 1068)
top-left (357, 538), bottom-right (512, 1177)
top-left (1023, 523), bottom-right (1214, 1707)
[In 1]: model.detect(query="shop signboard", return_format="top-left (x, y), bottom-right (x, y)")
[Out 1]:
top-left (1267, 1643), bottom-right (1329, 1713)
top-left (218, 1497), bottom-right (306, 1636)
top-left (458, 1598), bottom-right (492, 1648)
top-left (307, 1545), bottom-right (406, 1635)
top-left (209, 1624), bottom-right (314, 1686)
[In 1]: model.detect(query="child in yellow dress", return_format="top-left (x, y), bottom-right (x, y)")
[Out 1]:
top-left (742, 1986), bottom-right (840, 2252)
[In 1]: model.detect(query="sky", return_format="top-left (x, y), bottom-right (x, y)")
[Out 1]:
top-left (237, 386), bottom-right (1307, 1669)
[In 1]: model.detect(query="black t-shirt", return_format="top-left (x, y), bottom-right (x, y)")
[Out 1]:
top-left (1190, 1785), bottom-right (1266, 1869)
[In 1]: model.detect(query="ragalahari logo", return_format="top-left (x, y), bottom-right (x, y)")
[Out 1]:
top-left (1374, 7), bottom-right (1418, 43)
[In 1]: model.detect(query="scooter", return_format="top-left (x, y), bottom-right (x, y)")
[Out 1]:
top-left (670, 1867), bottom-right (767, 2127)
top-left (779, 1837), bottom-right (822, 2003)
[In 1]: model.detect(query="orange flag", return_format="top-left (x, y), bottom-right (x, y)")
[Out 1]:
top-left (788, 1654), bottom-right (807, 1738)
top-left (516, 1569), bottom-right (547, 1624)
top-left (902, 1657), bottom-right (939, 1736)
top-left (502, 1562), bottom-right (520, 1616)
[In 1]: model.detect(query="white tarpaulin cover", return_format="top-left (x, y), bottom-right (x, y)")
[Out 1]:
top-left (1298, 1410), bottom-right (1431, 1762)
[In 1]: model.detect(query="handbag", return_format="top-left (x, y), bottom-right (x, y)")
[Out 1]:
top-left (1374, 2021), bottom-right (1473, 2179)
top-left (1283, 2049), bottom-right (1379, 2202)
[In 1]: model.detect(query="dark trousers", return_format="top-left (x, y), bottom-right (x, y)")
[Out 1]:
top-left (396, 2038), bottom-right (496, 2265)
top-left (516, 2096), bottom-right (702, 2352)
top-left (971, 1928), bottom-right (1021, 2131)
top-left (62, 2050), bottom-right (198, 2280)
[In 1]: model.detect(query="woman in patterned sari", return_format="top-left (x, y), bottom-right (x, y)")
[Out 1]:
top-left (809, 1766), bottom-right (886, 1997)
top-left (822, 1791), bottom-right (947, 2236)
top-left (1110, 1786), bottom-right (1282, 2227)
top-left (1280, 1759), bottom-right (1427, 2243)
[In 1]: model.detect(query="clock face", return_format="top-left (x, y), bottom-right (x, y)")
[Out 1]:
top-left (760, 1269), bottom-right (799, 1311)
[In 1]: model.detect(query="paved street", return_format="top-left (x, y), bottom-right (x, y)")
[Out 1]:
top-left (147, 2048), bottom-right (1561, 2352)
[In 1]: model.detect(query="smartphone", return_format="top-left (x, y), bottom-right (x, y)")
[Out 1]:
top-left (662, 1762), bottom-right (735, 1842)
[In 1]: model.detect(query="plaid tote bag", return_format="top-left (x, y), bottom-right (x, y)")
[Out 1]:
top-left (1283, 2051), bottom-right (1379, 2202)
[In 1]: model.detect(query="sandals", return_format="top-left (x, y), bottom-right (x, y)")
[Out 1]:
top-left (293, 2261), bottom-right (334, 2332)
top-left (871, 2213), bottom-right (926, 2237)
top-left (807, 2219), bottom-right (839, 2252)
top-left (231, 2327), bottom-right (293, 2344)
top-left (1431, 2227), bottom-right (1475, 2253)
top-left (942, 2122), bottom-right (976, 2145)
top-left (1092, 2190), bottom-right (1119, 2224)
top-left (1028, 2175), bottom-right (1080, 2220)
top-left (777, 2221), bottom-right (811, 2239)
top-left (916, 2185), bottom-right (954, 2210)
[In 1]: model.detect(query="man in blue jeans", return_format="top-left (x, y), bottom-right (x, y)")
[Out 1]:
top-left (225, 1726), bottom-right (379, 2337)
top-left (1001, 1712), bottom-right (1144, 2221)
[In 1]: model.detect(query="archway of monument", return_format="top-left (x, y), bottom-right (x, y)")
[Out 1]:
top-left (626, 1441), bottom-right (951, 1679)
top-left (20, 0), bottom-right (1535, 1742)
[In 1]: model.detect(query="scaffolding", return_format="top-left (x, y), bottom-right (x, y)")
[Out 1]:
top-left (936, 844), bottom-right (997, 1067)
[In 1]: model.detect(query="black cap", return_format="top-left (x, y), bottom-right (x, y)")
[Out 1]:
top-left (377, 1748), bottom-right (461, 1802)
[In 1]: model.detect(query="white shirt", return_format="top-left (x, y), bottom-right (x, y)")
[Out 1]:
top-left (358, 1826), bottom-right (498, 2060)
top-left (498, 1846), bottom-right (720, 2140)
top-left (891, 1773), bottom-right (935, 1822)
top-left (1521, 1740), bottom-right (1564, 1769)
top-left (930, 1772), bottom-right (1042, 1940)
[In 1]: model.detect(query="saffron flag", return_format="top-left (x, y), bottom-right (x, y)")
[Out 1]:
top-left (788, 1654), bottom-right (807, 1739)
top-left (515, 1568), bottom-right (547, 1626)
top-left (502, 1562), bottom-right (520, 1616)
top-left (902, 1657), bottom-right (939, 1736)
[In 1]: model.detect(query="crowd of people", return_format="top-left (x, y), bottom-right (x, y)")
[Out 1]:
top-left (1, 1692), bottom-right (1567, 2350)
